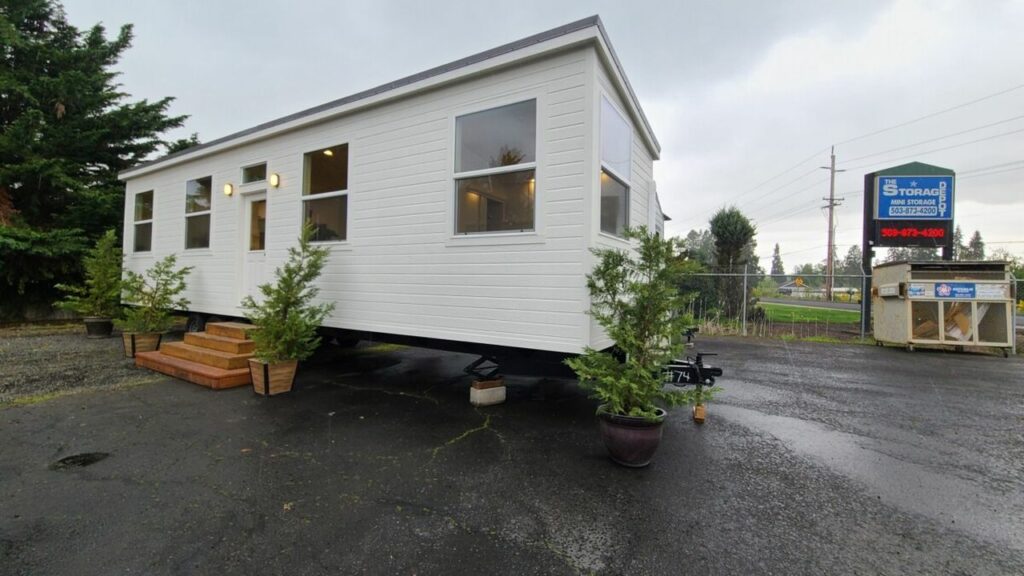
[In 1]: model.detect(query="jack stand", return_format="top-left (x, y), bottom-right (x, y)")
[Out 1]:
top-left (464, 355), bottom-right (505, 406)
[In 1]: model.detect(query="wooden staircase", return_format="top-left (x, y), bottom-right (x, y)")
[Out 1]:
top-left (135, 322), bottom-right (257, 389)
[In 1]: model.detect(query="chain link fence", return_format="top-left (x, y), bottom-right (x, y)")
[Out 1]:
top-left (679, 270), bottom-right (1023, 344)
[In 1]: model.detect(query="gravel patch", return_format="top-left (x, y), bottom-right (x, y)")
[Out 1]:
top-left (0, 327), bottom-right (175, 405)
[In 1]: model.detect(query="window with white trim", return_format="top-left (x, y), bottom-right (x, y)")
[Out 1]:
top-left (454, 100), bottom-right (536, 234)
top-left (185, 176), bottom-right (211, 249)
top-left (241, 163), bottom-right (267, 184)
top-left (303, 144), bottom-right (348, 242)
top-left (600, 96), bottom-right (631, 237)
top-left (134, 190), bottom-right (153, 252)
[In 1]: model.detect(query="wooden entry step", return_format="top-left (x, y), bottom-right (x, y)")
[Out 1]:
top-left (135, 351), bottom-right (251, 389)
top-left (134, 321), bottom-right (258, 389)
top-left (184, 331), bottom-right (255, 354)
top-left (160, 341), bottom-right (251, 370)
top-left (206, 321), bottom-right (258, 340)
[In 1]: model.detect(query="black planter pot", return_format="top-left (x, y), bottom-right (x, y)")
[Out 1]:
top-left (83, 317), bottom-right (114, 338)
top-left (596, 405), bottom-right (667, 468)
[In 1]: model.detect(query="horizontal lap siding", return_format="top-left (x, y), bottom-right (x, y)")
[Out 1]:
top-left (123, 49), bottom-right (593, 353)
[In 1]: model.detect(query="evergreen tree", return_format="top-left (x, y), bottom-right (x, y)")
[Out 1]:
top-left (709, 206), bottom-right (756, 317)
top-left (0, 0), bottom-right (188, 317)
top-left (837, 245), bottom-right (863, 288)
top-left (953, 226), bottom-right (965, 260)
top-left (770, 243), bottom-right (785, 278)
top-left (680, 229), bottom-right (715, 267)
top-left (965, 230), bottom-right (985, 260)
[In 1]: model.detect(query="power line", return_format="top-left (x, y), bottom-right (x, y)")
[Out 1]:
top-left (754, 203), bottom-right (824, 227)
top-left (841, 114), bottom-right (1024, 164)
top-left (833, 81), bottom-right (1024, 147)
top-left (676, 164), bottom-right (825, 228)
top-left (732, 148), bottom-right (829, 200)
top-left (840, 126), bottom-right (1024, 172)
top-left (959, 159), bottom-right (1024, 175)
top-left (958, 165), bottom-right (1024, 181)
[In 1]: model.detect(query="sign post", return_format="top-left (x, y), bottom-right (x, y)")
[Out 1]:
top-left (861, 162), bottom-right (956, 335)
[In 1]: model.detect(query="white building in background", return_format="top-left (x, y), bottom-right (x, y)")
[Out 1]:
top-left (119, 16), bottom-right (665, 358)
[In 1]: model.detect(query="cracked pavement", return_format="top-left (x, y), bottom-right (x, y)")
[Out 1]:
top-left (1, 339), bottom-right (1022, 575)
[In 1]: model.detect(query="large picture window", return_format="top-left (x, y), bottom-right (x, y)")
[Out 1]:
top-left (600, 97), bottom-right (631, 237)
top-left (134, 190), bottom-right (153, 252)
top-left (454, 100), bottom-right (536, 234)
top-left (185, 176), bottom-right (211, 249)
top-left (303, 144), bottom-right (348, 242)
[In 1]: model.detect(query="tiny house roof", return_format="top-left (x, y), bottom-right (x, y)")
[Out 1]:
top-left (120, 15), bottom-right (659, 180)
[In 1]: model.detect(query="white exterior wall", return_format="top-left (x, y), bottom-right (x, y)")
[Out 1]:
top-left (124, 48), bottom-right (595, 353)
top-left (585, 56), bottom-right (659, 350)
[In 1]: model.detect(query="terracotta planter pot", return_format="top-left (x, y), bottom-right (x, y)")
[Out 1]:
top-left (596, 405), bottom-right (666, 468)
top-left (249, 359), bottom-right (298, 396)
top-left (83, 317), bottom-right (114, 338)
top-left (122, 332), bottom-right (162, 358)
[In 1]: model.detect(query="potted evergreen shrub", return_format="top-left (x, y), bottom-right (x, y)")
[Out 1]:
top-left (56, 230), bottom-right (123, 337)
top-left (117, 255), bottom-right (193, 357)
top-left (566, 226), bottom-right (717, 467)
top-left (241, 223), bottom-right (334, 396)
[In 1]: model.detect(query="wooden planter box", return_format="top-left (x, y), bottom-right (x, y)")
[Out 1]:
top-left (122, 332), bottom-right (162, 358)
top-left (249, 359), bottom-right (298, 396)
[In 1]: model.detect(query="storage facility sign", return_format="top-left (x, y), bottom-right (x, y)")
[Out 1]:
top-left (864, 164), bottom-right (956, 250)
top-left (875, 176), bottom-right (954, 220)
top-left (934, 282), bottom-right (975, 298)
top-left (907, 282), bottom-right (1009, 300)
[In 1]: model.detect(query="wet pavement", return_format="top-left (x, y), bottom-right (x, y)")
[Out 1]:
top-left (1, 338), bottom-right (1022, 575)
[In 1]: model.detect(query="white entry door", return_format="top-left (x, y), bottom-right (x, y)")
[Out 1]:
top-left (243, 193), bottom-right (267, 301)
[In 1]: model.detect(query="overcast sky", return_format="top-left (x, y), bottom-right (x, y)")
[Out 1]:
top-left (64, 0), bottom-right (1024, 267)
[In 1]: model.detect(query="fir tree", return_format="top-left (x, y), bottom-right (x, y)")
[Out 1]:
top-left (0, 0), bottom-right (188, 316)
top-left (770, 243), bottom-right (785, 278)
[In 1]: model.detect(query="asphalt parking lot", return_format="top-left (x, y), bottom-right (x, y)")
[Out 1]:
top-left (1, 335), bottom-right (1022, 575)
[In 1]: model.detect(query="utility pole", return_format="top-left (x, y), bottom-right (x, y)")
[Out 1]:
top-left (821, 146), bottom-right (845, 301)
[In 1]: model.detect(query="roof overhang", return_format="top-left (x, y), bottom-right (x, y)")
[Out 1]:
top-left (120, 15), bottom-right (660, 181)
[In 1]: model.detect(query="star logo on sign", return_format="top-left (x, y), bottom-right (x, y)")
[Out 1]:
top-left (910, 180), bottom-right (917, 186)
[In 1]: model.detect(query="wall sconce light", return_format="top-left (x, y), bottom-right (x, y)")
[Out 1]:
top-left (223, 183), bottom-right (234, 196)
top-left (269, 173), bottom-right (280, 188)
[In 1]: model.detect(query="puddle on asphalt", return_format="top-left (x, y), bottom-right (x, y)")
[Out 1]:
top-left (715, 404), bottom-right (1024, 552)
top-left (49, 452), bottom-right (110, 470)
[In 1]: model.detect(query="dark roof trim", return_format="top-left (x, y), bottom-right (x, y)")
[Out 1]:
top-left (123, 15), bottom-right (658, 178)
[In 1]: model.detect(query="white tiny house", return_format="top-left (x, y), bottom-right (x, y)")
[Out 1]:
top-left (119, 16), bottom-right (665, 360)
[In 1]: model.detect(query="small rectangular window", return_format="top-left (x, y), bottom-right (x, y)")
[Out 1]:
top-left (302, 145), bottom-right (349, 242)
top-left (185, 176), bottom-right (212, 249)
top-left (600, 170), bottom-right (629, 237)
top-left (133, 191), bottom-right (153, 253)
top-left (242, 163), bottom-right (267, 184)
top-left (453, 100), bottom-right (537, 235)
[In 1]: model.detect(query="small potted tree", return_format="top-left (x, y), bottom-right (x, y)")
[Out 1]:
top-left (118, 254), bottom-right (193, 357)
top-left (56, 230), bottom-right (123, 337)
top-left (566, 226), bottom-right (717, 467)
top-left (241, 223), bottom-right (334, 396)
